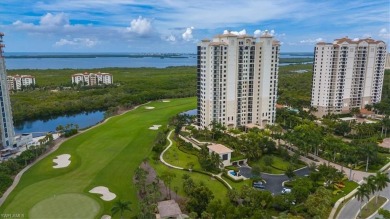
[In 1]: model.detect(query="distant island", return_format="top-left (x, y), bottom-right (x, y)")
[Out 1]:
top-left (5, 54), bottom-right (190, 59)
top-left (4, 53), bottom-right (314, 64)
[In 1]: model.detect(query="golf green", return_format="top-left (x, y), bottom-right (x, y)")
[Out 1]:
top-left (0, 97), bottom-right (196, 218)
top-left (29, 193), bottom-right (100, 219)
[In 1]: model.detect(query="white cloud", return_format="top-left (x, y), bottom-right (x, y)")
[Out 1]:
top-left (379, 28), bottom-right (390, 39)
top-left (300, 38), bottom-right (324, 44)
top-left (39, 13), bottom-right (69, 26)
top-left (164, 34), bottom-right (176, 42)
top-left (224, 29), bottom-right (247, 36)
top-left (54, 38), bottom-right (99, 47)
top-left (253, 30), bottom-right (262, 37)
top-left (182, 27), bottom-right (194, 41)
top-left (13, 13), bottom-right (69, 30)
top-left (126, 16), bottom-right (152, 36)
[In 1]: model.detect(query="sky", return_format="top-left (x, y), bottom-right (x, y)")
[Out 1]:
top-left (0, 0), bottom-right (389, 53)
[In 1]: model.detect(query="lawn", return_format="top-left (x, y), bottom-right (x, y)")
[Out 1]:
top-left (0, 97), bottom-right (196, 218)
top-left (157, 134), bottom-right (230, 200)
top-left (149, 157), bottom-right (229, 201)
top-left (163, 135), bottom-right (201, 170)
top-left (331, 180), bottom-right (359, 203)
top-left (249, 155), bottom-right (305, 174)
top-left (359, 196), bottom-right (387, 219)
top-left (221, 175), bottom-right (251, 190)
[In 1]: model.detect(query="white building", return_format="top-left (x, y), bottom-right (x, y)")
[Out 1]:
top-left (207, 143), bottom-right (233, 167)
top-left (7, 75), bottom-right (36, 90)
top-left (385, 53), bottom-right (390, 70)
top-left (311, 37), bottom-right (387, 117)
top-left (0, 33), bottom-right (15, 148)
top-left (197, 31), bottom-right (280, 128)
top-left (71, 72), bottom-right (113, 86)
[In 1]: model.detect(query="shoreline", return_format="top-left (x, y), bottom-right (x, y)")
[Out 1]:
top-left (0, 101), bottom-right (150, 207)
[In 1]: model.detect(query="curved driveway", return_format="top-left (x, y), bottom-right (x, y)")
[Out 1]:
top-left (337, 169), bottom-right (390, 219)
top-left (239, 166), bottom-right (310, 194)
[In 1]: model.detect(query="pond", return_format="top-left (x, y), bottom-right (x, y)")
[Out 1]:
top-left (181, 109), bottom-right (197, 116)
top-left (14, 111), bottom-right (105, 135)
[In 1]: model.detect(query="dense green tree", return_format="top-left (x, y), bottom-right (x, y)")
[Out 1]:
top-left (334, 121), bottom-right (352, 136)
top-left (111, 200), bottom-right (131, 219)
top-left (285, 166), bottom-right (295, 180)
top-left (373, 172), bottom-right (390, 205)
top-left (378, 208), bottom-right (390, 219)
top-left (186, 184), bottom-right (214, 216)
top-left (198, 145), bottom-right (221, 172)
top-left (290, 121), bottom-right (323, 155)
top-left (134, 167), bottom-right (148, 196)
top-left (305, 187), bottom-right (332, 218)
top-left (354, 139), bottom-right (378, 172)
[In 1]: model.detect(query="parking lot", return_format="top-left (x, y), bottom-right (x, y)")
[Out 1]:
top-left (239, 166), bottom-right (310, 194)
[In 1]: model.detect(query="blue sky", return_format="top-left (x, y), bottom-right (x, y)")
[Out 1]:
top-left (0, 0), bottom-right (389, 53)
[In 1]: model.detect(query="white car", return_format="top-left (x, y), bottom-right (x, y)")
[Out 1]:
top-left (281, 188), bottom-right (291, 194)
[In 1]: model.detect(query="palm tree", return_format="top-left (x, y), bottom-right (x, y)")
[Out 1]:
top-left (365, 175), bottom-right (377, 198)
top-left (111, 200), bottom-right (131, 219)
top-left (355, 184), bottom-right (370, 217)
top-left (161, 171), bottom-right (176, 199)
top-left (351, 107), bottom-right (361, 118)
top-left (374, 172), bottom-right (390, 205)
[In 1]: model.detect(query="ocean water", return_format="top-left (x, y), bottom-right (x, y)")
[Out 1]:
top-left (5, 55), bottom-right (197, 70)
top-left (4, 52), bottom-right (312, 70)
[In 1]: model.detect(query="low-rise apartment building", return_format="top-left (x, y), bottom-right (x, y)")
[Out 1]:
top-left (71, 72), bottom-right (113, 86)
top-left (7, 74), bottom-right (36, 90)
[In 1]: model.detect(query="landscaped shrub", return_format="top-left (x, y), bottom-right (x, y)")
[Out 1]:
top-left (64, 129), bottom-right (78, 137)
top-left (0, 172), bottom-right (13, 196)
top-left (152, 131), bottom-right (168, 154)
top-left (225, 166), bottom-right (239, 172)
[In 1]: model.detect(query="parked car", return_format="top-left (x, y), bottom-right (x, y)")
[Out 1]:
top-left (281, 188), bottom-right (291, 194)
top-left (253, 181), bottom-right (265, 189)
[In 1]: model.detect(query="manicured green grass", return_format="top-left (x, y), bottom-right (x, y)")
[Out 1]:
top-left (249, 155), bottom-right (305, 174)
top-left (163, 136), bottom-right (201, 170)
top-left (331, 180), bottom-right (359, 203)
top-left (359, 196), bottom-right (387, 219)
top-left (149, 158), bottom-right (229, 201)
top-left (157, 135), bottom-right (229, 200)
top-left (29, 193), bottom-right (100, 219)
top-left (221, 175), bottom-right (251, 190)
top-left (0, 97), bottom-right (196, 218)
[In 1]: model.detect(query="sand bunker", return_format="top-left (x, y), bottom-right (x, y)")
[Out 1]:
top-left (53, 154), bottom-right (71, 168)
top-left (101, 215), bottom-right (111, 219)
top-left (162, 100), bottom-right (170, 102)
top-left (145, 106), bottom-right (155, 109)
top-left (89, 186), bottom-right (116, 201)
top-left (149, 125), bottom-right (162, 130)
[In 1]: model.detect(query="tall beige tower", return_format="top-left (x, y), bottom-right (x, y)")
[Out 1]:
top-left (311, 37), bottom-right (387, 117)
top-left (0, 33), bottom-right (15, 148)
top-left (197, 31), bottom-right (280, 128)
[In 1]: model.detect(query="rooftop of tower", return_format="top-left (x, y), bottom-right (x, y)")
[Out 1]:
top-left (316, 36), bottom-right (386, 46)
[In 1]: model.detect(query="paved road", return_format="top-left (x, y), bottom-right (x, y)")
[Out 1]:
top-left (239, 166), bottom-right (310, 194)
top-left (278, 139), bottom-right (372, 182)
top-left (337, 170), bottom-right (390, 219)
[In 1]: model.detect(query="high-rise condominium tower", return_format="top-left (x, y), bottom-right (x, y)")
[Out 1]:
top-left (311, 37), bottom-right (387, 117)
top-left (197, 31), bottom-right (280, 128)
top-left (0, 33), bottom-right (15, 148)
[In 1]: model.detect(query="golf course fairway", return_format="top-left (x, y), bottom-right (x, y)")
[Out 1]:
top-left (0, 97), bottom-right (196, 218)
